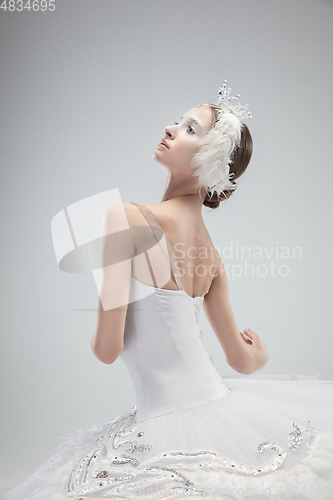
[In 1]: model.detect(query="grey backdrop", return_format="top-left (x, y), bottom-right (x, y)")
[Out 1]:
top-left (1, 0), bottom-right (332, 494)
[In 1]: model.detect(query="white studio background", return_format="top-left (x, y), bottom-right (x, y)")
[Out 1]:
top-left (1, 0), bottom-right (332, 494)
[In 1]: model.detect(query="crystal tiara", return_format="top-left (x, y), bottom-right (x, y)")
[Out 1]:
top-left (216, 79), bottom-right (252, 120)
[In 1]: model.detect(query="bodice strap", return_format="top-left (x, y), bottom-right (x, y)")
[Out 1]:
top-left (130, 202), bottom-right (184, 292)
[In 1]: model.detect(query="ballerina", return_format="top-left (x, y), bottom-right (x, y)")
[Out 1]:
top-left (5, 81), bottom-right (333, 500)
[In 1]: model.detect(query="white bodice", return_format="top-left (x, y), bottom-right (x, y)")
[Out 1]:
top-left (120, 276), bottom-right (231, 423)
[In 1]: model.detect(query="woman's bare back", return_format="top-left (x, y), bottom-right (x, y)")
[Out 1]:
top-left (125, 199), bottom-right (217, 299)
top-left (95, 199), bottom-right (268, 373)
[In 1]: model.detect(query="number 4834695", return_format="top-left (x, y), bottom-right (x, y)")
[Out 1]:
top-left (1, 0), bottom-right (55, 11)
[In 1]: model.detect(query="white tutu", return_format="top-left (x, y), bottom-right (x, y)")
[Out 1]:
top-left (6, 203), bottom-right (333, 500)
top-left (5, 374), bottom-right (333, 500)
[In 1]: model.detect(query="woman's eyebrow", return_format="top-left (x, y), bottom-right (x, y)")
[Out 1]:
top-left (179, 116), bottom-right (204, 132)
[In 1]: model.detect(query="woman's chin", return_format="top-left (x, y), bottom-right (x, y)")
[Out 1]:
top-left (152, 152), bottom-right (163, 163)
top-left (152, 150), bottom-right (169, 168)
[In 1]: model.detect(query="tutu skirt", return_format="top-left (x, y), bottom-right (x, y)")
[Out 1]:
top-left (5, 374), bottom-right (333, 500)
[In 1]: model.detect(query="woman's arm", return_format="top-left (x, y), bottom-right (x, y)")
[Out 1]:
top-left (91, 259), bottom-right (132, 364)
top-left (91, 202), bottom-right (134, 364)
top-left (202, 251), bottom-right (269, 374)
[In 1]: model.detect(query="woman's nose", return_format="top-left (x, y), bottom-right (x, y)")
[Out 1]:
top-left (164, 126), bottom-right (174, 139)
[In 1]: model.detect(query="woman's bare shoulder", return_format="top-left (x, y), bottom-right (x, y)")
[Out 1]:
top-left (119, 200), bottom-right (187, 232)
top-left (119, 201), bottom-right (145, 223)
top-left (148, 200), bottom-right (209, 234)
top-left (122, 200), bottom-right (215, 249)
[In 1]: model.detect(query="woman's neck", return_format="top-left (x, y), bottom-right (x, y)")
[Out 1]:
top-left (160, 169), bottom-right (206, 211)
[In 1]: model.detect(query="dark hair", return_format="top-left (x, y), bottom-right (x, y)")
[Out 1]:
top-left (203, 106), bottom-right (253, 209)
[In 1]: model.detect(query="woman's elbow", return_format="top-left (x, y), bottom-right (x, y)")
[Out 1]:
top-left (227, 356), bottom-right (254, 375)
top-left (228, 360), bottom-right (248, 375)
top-left (230, 355), bottom-right (269, 375)
top-left (90, 340), bottom-right (123, 365)
top-left (92, 350), bottom-right (119, 365)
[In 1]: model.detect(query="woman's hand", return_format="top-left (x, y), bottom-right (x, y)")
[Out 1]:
top-left (239, 328), bottom-right (269, 373)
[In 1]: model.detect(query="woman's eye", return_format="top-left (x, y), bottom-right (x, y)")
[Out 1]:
top-left (173, 121), bottom-right (194, 134)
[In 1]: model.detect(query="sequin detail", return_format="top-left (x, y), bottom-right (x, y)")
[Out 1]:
top-left (289, 422), bottom-right (303, 450)
top-left (125, 443), bottom-right (153, 453)
top-left (306, 420), bottom-right (317, 447)
top-left (288, 421), bottom-right (317, 451)
top-left (64, 407), bottom-right (319, 499)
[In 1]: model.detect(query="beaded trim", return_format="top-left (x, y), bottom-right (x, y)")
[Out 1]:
top-left (289, 420), bottom-right (317, 451)
top-left (64, 406), bottom-right (317, 499)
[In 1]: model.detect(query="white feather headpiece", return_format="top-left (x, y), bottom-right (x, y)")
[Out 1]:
top-left (191, 80), bottom-right (252, 201)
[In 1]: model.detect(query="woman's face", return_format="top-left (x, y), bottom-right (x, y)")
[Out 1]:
top-left (153, 105), bottom-right (214, 174)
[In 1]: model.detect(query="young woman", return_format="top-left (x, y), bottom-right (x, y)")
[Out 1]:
top-left (5, 83), bottom-right (333, 500)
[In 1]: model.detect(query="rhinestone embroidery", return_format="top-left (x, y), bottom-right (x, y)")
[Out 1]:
top-left (141, 443), bottom-right (287, 477)
top-left (125, 443), bottom-right (153, 453)
top-left (289, 422), bottom-right (303, 450)
top-left (64, 407), bottom-right (319, 499)
top-left (306, 420), bottom-right (317, 447)
top-left (95, 470), bottom-right (108, 478)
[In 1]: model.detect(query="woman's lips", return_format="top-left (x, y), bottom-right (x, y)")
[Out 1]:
top-left (157, 143), bottom-right (168, 149)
